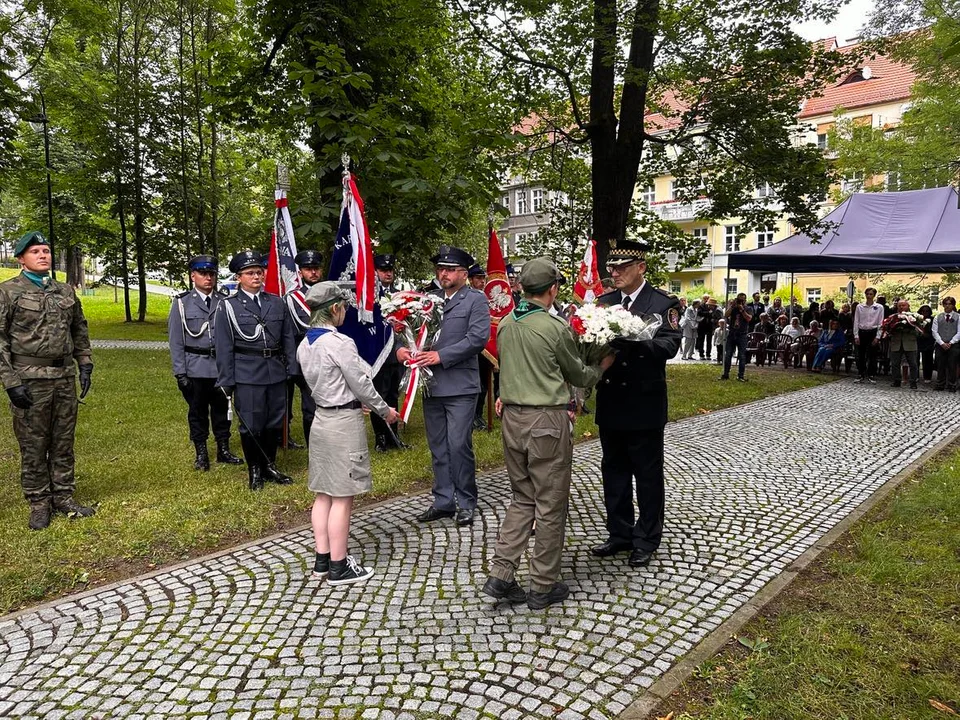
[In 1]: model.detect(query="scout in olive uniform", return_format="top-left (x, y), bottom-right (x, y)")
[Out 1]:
top-left (371, 253), bottom-right (406, 452)
top-left (215, 250), bottom-right (299, 491)
top-left (0, 231), bottom-right (95, 530)
top-left (593, 239), bottom-right (681, 567)
top-left (283, 249), bottom-right (323, 447)
top-left (482, 258), bottom-right (613, 610)
top-left (168, 255), bottom-right (243, 471)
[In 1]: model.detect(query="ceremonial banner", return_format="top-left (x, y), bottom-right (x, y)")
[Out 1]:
top-left (573, 238), bottom-right (604, 304)
top-left (341, 172), bottom-right (376, 323)
top-left (265, 189), bottom-right (300, 296)
top-left (482, 226), bottom-right (514, 366)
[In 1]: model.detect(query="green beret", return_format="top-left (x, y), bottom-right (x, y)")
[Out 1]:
top-left (519, 257), bottom-right (563, 294)
top-left (14, 231), bottom-right (49, 257)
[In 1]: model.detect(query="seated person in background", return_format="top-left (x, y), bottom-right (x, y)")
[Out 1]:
top-left (713, 319), bottom-right (728, 366)
top-left (819, 300), bottom-right (839, 326)
top-left (782, 316), bottom-right (803, 340)
top-left (774, 314), bottom-right (789, 333)
top-left (802, 301), bottom-right (820, 328)
top-left (806, 320), bottom-right (822, 340)
top-left (757, 312), bottom-right (776, 336)
top-left (811, 319), bottom-right (848, 372)
top-left (838, 303), bottom-right (854, 337)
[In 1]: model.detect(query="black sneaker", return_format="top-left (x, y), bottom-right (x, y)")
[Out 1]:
top-left (312, 552), bottom-right (330, 580)
top-left (327, 555), bottom-right (374, 586)
top-left (481, 576), bottom-right (526, 604)
top-left (527, 581), bottom-right (569, 610)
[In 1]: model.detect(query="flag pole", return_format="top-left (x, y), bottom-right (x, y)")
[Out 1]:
top-left (276, 162), bottom-right (291, 451)
top-left (486, 211), bottom-right (495, 432)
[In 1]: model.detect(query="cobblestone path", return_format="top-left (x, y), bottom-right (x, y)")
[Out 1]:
top-left (0, 381), bottom-right (953, 720)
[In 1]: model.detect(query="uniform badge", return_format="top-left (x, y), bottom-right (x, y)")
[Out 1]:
top-left (668, 308), bottom-right (680, 330)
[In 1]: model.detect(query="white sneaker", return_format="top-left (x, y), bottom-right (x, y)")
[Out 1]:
top-left (853, 378), bottom-right (863, 384)
top-left (327, 555), bottom-right (375, 586)
top-left (867, 377), bottom-right (877, 384)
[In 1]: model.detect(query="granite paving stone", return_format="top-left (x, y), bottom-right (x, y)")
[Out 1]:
top-left (0, 380), bottom-right (949, 718)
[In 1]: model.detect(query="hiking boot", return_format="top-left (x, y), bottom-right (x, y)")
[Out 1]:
top-left (216, 438), bottom-right (243, 464)
top-left (481, 576), bottom-right (526, 604)
top-left (527, 581), bottom-right (570, 610)
top-left (28, 500), bottom-right (52, 531)
top-left (52, 496), bottom-right (95, 518)
top-left (312, 552), bottom-right (330, 580)
top-left (193, 442), bottom-right (210, 471)
top-left (327, 555), bottom-right (374, 586)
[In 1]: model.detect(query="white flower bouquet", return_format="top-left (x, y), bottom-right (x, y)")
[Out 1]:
top-left (570, 304), bottom-right (662, 361)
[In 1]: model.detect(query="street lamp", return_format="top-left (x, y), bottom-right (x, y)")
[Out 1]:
top-left (27, 90), bottom-right (56, 280)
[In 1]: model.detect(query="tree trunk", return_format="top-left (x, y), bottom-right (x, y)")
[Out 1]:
top-left (189, 2), bottom-right (206, 253)
top-left (114, 0), bottom-right (132, 322)
top-left (132, 6), bottom-right (148, 322)
top-left (177, 0), bottom-right (192, 266)
top-left (207, 5), bottom-right (219, 260)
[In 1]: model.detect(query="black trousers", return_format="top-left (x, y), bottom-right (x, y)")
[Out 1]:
top-left (856, 328), bottom-right (879, 378)
top-left (599, 425), bottom-right (665, 552)
top-left (723, 332), bottom-right (749, 378)
top-left (180, 376), bottom-right (231, 444)
top-left (476, 355), bottom-right (498, 418)
top-left (286, 375), bottom-right (316, 442)
top-left (371, 361), bottom-right (403, 437)
top-left (696, 323), bottom-right (713, 357)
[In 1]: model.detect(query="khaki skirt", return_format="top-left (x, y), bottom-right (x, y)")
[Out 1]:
top-left (307, 408), bottom-right (372, 497)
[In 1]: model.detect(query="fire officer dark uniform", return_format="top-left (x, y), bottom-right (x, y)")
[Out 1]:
top-left (283, 249), bottom-right (322, 446)
top-left (371, 253), bottom-right (406, 451)
top-left (215, 250), bottom-right (299, 490)
top-left (168, 255), bottom-right (243, 471)
top-left (593, 239), bottom-right (681, 567)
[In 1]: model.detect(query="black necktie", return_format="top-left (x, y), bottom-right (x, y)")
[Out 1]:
top-left (253, 295), bottom-right (261, 311)
top-left (204, 296), bottom-right (210, 310)
top-left (622, 295), bottom-right (631, 311)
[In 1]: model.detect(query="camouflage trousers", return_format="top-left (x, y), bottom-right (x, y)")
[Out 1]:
top-left (10, 377), bottom-right (79, 503)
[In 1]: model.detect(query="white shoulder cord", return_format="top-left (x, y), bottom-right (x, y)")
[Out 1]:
top-left (178, 296), bottom-right (211, 339)
top-left (286, 292), bottom-right (310, 331)
top-left (222, 296), bottom-right (265, 342)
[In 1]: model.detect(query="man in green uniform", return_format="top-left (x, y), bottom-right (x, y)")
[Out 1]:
top-left (481, 257), bottom-right (614, 610)
top-left (0, 231), bottom-right (95, 530)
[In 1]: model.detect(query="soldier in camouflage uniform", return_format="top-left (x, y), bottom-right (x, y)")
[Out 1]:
top-left (0, 231), bottom-right (95, 530)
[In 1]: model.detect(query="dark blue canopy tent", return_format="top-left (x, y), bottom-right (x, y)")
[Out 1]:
top-left (729, 186), bottom-right (960, 273)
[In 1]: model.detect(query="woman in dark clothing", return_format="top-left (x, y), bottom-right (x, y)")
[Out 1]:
top-left (818, 299), bottom-right (839, 326)
top-left (917, 304), bottom-right (935, 383)
top-left (801, 301), bottom-right (820, 329)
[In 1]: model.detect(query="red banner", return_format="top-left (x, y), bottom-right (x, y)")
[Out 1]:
top-left (482, 227), bottom-right (515, 367)
top-left (573, 237), bottom-right (604, 304)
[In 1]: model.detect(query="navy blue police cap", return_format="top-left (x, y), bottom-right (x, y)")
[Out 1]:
top-left (468, 263), bottom-right (486, 278)
top-left (430, 245), bottom-right (474, 269)
top-left (228, 250), bottom-right (264, 274)
top-left (374, 253), bottom-right (395, 271)
top-left (295, 249), bottom-right (323, 268)
top-left (189, 255), bottom-right (217, 273)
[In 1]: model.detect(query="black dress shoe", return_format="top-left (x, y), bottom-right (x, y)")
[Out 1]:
top-left (456, 508), bottom-right (475, 526)
top-left (262, 465), bottom-right (294, 485)
top-left (628, 549), bottom-right (654, 567)
top-left (481, 576), bottom-right (526, 603)
top-left (527, 581), bottom-right (569, 610)
top-left (416, 506), bottom-right (455, 523)
top-left (284, 439), bottom-right (305, 450)
top-left (591, 540), bottom-right (632, 557)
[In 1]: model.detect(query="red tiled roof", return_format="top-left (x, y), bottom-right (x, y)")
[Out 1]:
top-left (798, 41), bottom-right (915, 118)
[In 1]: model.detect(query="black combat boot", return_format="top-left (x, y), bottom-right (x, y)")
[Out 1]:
top-left (261, 431), bottom-right (294, 485)
top-left (375, 433), bottom-right (389, 452)
top-left (52, 495), bottom-right (96, 518)
top-left (215, 438), bottom-right (243, 465)
top-left (240, 434), bottom-right (264, 490)
top-left (194, 442), bottom-right (210, 471)
top-left (28, 500), bottom-right (52, 531)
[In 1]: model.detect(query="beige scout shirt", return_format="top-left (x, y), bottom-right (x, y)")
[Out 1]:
top-left (497, 299), bottom-right (603, 407)
top-left (296, 327), bottom-right (390, 416)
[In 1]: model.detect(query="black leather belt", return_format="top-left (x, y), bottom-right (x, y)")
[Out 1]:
top-left (184, 347), bottom-right (215, 357)
top-left (235, 347), bottom-right (281, 358)
top-left (11, 354), bottom-right (67, 367)
top-left (319, 400), bottom-right (362, 410)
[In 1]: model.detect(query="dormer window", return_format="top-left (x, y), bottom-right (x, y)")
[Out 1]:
top-left (840, 66), bottom-right (875, 85)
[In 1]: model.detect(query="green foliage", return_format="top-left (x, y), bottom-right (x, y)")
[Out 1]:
top-left (685, 284), bottom-right (717, 302)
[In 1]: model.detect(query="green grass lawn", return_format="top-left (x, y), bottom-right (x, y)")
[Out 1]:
top-left (0, 359), bottom-right (834, 613)
top-left (655, 444), bottom-right (960, 720)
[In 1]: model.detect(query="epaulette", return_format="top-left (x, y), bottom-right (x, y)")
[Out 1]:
top-left (651, 286), bottom-right (677, 301)
top-left (597, 290), bottom-right (619, 302)
top-left (215, 287), bottom-right (229, 297)
top-left (176, 290), bottom-right (191, 299)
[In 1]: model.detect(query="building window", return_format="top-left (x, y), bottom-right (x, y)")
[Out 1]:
top-left (501, 194), bottom-right (509, 211)
top-left (817, 133), bottom-right (828, 150)
top-left (669, 280), bottom-right (682, 295)
top-left (532, 188), bottom-right (544, 213)
top-left (693, 227), bottom-right (708, 248)
top-left (642, 184), bottom-right (655, 206)
top-left (725, 278), bottom-right (738, 296)
top-left (886, 171), bottom-right (903, 191)
top-left (669, 180), bottom-right (677, 201)
top-left (806, 287), bottom-right (822, 303)
top-left (756, 227), bottom-right (775, 248)
top-left (841, 173), bottom-right (863, 194)
top-left (757, 182), bottom-right (774, 198)
top-left (516, 190), bottom-right (528, 215)
top-left (724, 225), bottom-right (740, 252)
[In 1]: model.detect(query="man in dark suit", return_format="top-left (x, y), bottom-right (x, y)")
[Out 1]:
top-left (399, 245), bottom-right (489, 526)
top-left (168, 255), bottom-right (243, 471)
top-left (215, 250), bottom-right (299, 491)
top-left (282, 249), bottom-right (323, 448)
top-left (592, 238), bottom-right (681, 568)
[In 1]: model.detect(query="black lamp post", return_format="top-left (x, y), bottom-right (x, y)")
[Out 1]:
top-left (27, 90), bottom-right (56, 280)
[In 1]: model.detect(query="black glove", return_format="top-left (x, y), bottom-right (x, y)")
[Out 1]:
top-left (221, 385), bottom-right (235, 398)
top-left (79, 363), bottom-right (94, 399)
top-left (176, 375), bottom-right (193, 392)
top-left (7, 385), bottom-right (33, 409)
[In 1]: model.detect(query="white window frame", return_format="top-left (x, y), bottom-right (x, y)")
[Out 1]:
top-left (806, 287), bottom-right (822, 303)
top-left (693, 227), bottom-right (708, 248)
top-left (725, 278), bottom-right (738, 296)
top-left (669, 180), bottom-right (677, 201)
top-left (669, 280), bottom-right (682, 295)
top-left (724, 225), bottom-right (740, 253)
top-left (841, 173), bottom-right (864, 194)
top-left (516, 190), bottom-right (528, 215)
top-left (642, 185), bottom-right (656, 206)
top-left (532, 188), bottom-right (544, 213)
top-left (817, 133), bottom-right (828, 150)
top-left (756, 227), bottom-right (775, 249)
top-left (501, 194), bottom-right (509, 211)
top-left (757, 182), bottom-right (774, 198)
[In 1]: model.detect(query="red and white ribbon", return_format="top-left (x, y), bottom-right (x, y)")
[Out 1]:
top-left (399, 324), bottom-right (430, 423)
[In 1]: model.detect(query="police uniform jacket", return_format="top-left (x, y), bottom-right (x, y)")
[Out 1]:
top-left (168, 289), bottom-right (224, 379)
top-left (215, 290), bottom-right (298, 387)
top-left (595, 284), bottom-right (681, 430)
top-left (378, 285), bottom-right (399, 367)
top-left (425, 286), bottom-right (489, 397)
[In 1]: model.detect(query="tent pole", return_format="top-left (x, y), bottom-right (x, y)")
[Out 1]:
top-left (725, 265), bottom-right (732, 306)
top-left (789, 272), bottom-right (795, 319)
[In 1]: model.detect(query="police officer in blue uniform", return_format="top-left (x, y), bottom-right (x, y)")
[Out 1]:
top-left (283, 249), bottom-right (323, 447)
top-left (371, 253), bottom-right (407, 452)
top-left (592, 239), bottom-right (681, 567)
top-left (168, 255), bottom-right (243, 471)
top-left (215, 250), bottom-right (299, 490)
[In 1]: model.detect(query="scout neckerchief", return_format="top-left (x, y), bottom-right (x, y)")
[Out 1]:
top-left (511, 299), bottom-right (546, 321)
top-left (305, 327), bottom-right (334, 345)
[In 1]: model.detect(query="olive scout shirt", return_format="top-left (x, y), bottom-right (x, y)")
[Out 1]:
top-left (497, 299), bottom-right (603, 407)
